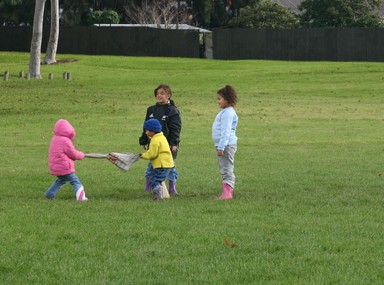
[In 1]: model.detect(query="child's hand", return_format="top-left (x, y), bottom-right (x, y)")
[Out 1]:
top-left (171, 146), bottom-right (178, 153)
top-left (217, 150), bottom-right (224, 156)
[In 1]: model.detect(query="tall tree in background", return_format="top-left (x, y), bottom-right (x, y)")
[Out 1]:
top-left (29, 0), bottom-right (46, 78)
top-left (2, 0), bottom-right (245, 28)
top-left (60, 0), bottom-right (92, 26)
top-left (124, 0), bottom-right (189, 28)
top-left (299, 0), bottom-right (383, 27)
top-left (190, 0), bottom-right (212, 27)
top-left (210, 0), bottom-right (229, 27)
top-left (0, 0), bottom-right (35, 25)
top-left (29, 0), bottom-right (60, 77)
top-left (197, 0), bottom-right (254, 28)
top-left (43, 0), bottom-right (59, 64)
top-left (229, 0), bottom-right (298, 28)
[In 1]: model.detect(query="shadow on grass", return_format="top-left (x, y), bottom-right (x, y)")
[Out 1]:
top-left (34, 185), bottom-right (247, 203)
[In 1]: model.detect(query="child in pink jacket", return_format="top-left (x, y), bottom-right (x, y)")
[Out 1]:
top-left (45, 119), bottom-right (88, 201)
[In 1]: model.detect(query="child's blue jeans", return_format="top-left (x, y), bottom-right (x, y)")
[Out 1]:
top-left (146, 167), bottom-right (171, 192)
top-left (45, 173), bottom-right (83, 198)
top-left (145, 162), bottom-right (178, 182)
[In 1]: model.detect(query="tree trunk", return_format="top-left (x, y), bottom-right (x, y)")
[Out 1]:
top-left (43, 0), bottom-right (59, 64)
top-left (29, 0), bottom-right (46, 78)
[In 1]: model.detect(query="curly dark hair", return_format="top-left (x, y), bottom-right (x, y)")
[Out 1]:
top-left (217, 85), bottom-right (237, 107)
top-left (154, 84), bottom-right (175, 106)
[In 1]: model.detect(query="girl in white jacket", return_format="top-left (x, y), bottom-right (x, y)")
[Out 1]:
top-left (212, 85), bottom-right (238, 200)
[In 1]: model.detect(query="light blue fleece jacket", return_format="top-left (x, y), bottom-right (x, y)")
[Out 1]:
top-left (212, 107), bottom-right (238, 151)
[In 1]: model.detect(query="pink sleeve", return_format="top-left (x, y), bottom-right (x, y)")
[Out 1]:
top-left (65, 139), bottom-right (85, 160)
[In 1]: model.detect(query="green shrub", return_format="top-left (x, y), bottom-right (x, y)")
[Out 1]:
top-left (88, 10), bottom-right (120, 25)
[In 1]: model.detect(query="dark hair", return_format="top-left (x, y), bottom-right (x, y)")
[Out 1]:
top-left (217, 85), bottom-right (237, 107)
top-left (154, 84), bottom-right (175, 106)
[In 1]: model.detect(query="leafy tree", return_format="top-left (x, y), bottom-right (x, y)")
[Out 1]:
top-left (210, 0), bottom-right (230, 28)
top-left (88, 10), bottom-right (120, 25)
top-left (189, 0), bottom-right (213, 27)
top-left (0, 0), bottom-right (38, 25)
top-left (229, 0), bottom-right (298, 28)
top-left (88, 10), bottom-right (103, 24)
top-left (102, 9), bottom-right (120, 24)
top-left (60, 0), bottom-right (93, 26)
top-left (186, 0), bottom-right (253, 28)
top-left (299, 0), bottom-right (383, 28)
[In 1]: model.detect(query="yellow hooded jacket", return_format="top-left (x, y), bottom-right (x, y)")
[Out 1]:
top-left (141, 132), bottom-right (174, 168)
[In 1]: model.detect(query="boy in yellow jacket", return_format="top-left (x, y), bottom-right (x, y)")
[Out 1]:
top-left (140, 119), bottom-right (175, 200)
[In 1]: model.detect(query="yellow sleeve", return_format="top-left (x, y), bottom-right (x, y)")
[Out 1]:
top-left (141, 138), bottom-right (159, 160)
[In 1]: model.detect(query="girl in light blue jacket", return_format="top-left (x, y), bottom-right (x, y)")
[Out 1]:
top-left (212, 85), bottom-right (238, 200)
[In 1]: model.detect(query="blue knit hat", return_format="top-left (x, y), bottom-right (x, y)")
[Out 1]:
top-left (144, 119), bottom-right (162, 133)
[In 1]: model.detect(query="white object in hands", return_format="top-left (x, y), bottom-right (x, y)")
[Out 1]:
top-left (85, 152), bottom-right (140, 171)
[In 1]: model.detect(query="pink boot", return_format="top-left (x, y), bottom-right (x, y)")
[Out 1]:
top-left (216, 183), bottom-right (233, 200)
top-left (76, 187), bottom-right (88, 202)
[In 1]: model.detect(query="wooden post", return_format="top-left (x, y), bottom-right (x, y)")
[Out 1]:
top-left (19, 71), bottom-right (25, 78)
top-left (26, 73), bottom-right (31, 80)
top-left (63, 72), bottom-right (67, 79)
top-left (48, 73), bottom-right (54, 80)
top-left (66, 72), bottom-right (71, 80)
top-left (4, 71), bottom-right (9, 81)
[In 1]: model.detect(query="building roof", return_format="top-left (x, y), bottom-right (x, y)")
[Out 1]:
top-left (94, 24), bottom-right (211, 33)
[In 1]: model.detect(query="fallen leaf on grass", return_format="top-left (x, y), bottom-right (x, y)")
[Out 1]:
top-left (224, 237), bottom-right (236, 248)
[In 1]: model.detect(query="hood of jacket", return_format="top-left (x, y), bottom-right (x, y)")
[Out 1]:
top-left (54, 119), bottom-right (75, 140)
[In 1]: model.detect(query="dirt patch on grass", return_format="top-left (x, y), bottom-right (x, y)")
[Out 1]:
top-left (55, 59), bottom-right (79, 64)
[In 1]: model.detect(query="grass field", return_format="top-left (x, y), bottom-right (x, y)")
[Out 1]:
top-left (1, 51), bottom-right (384, 284)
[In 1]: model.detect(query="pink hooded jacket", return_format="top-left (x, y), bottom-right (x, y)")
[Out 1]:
top-left (48, 119), bottom-right (85, 176)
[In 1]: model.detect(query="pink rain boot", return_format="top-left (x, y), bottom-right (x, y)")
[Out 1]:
top-left (76, 187), bottom-right (88, 202)
top-left (216, 183), bottom-right (233, 200)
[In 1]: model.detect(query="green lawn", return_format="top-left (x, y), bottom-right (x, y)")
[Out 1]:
top-left (1, 52), bottom-right (383, 284)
